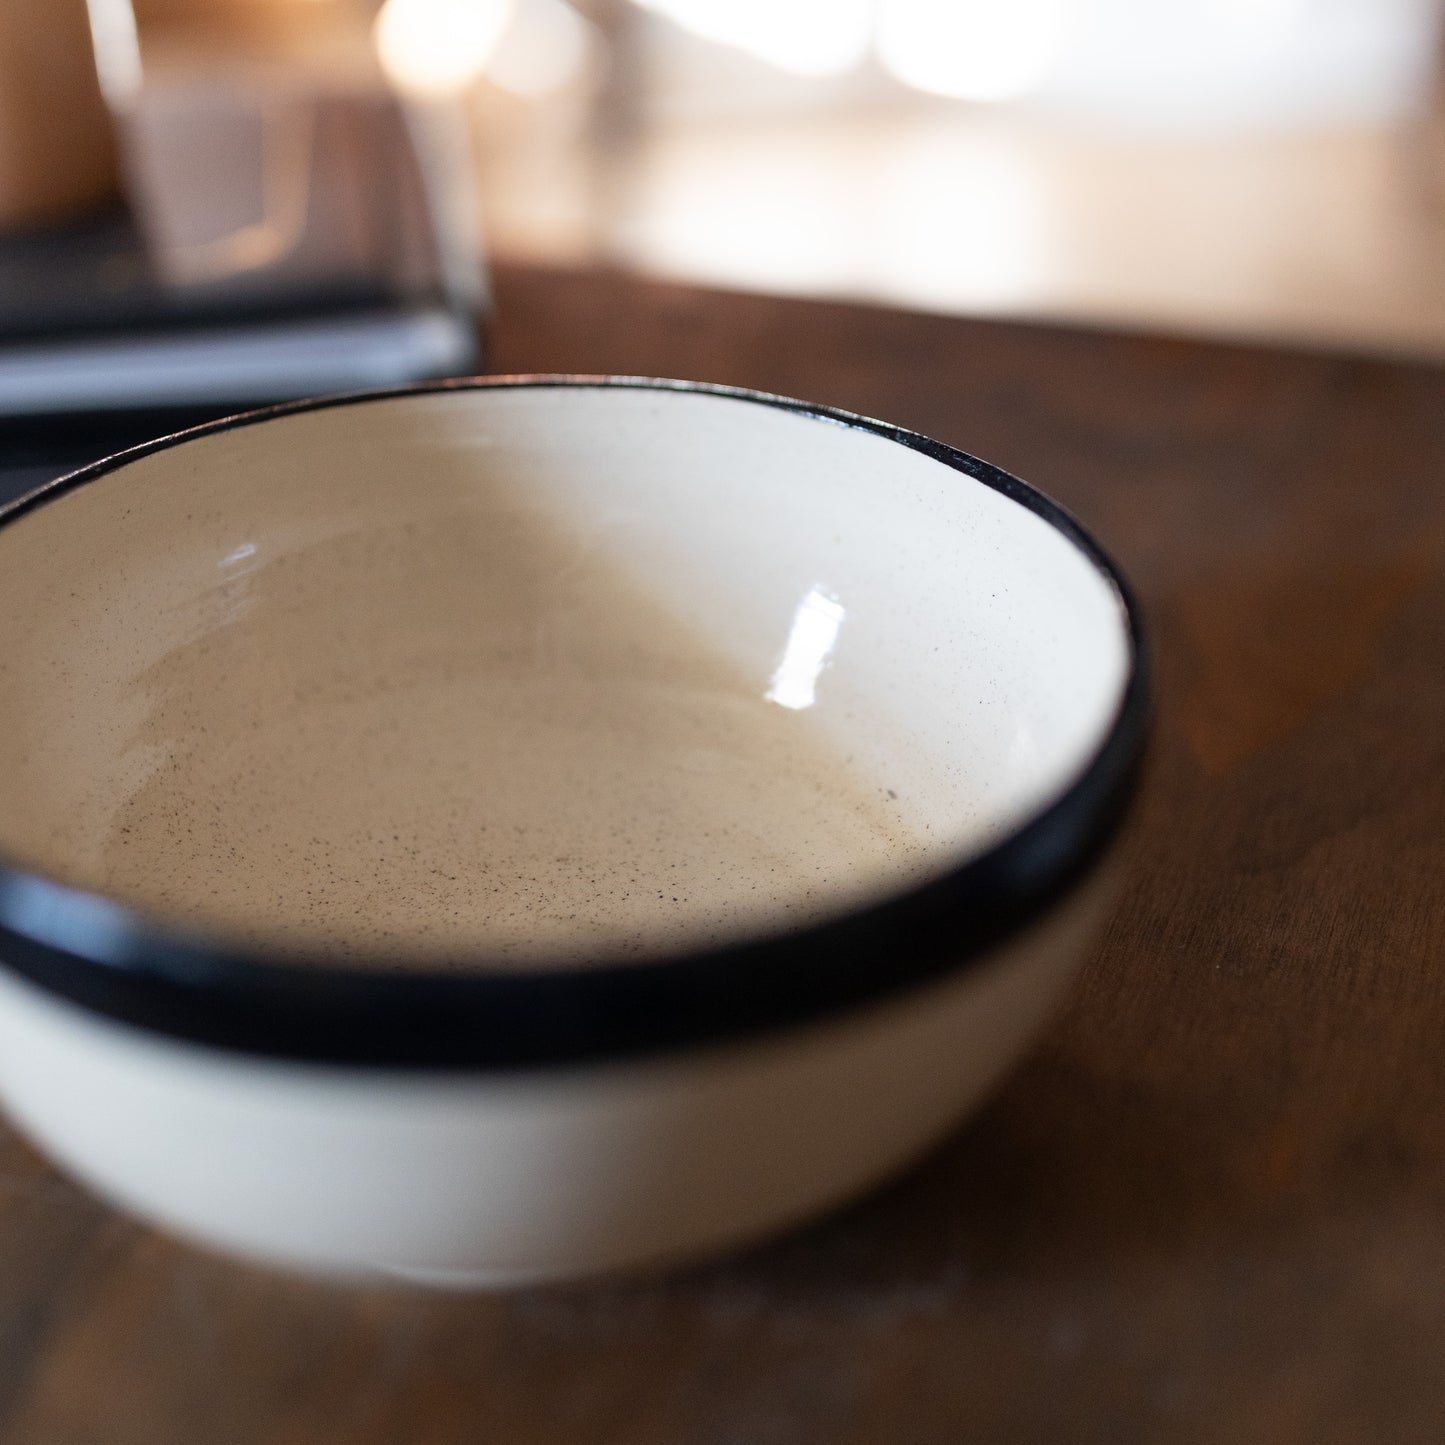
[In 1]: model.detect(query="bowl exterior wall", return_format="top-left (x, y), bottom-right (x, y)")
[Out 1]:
top-left (0, 870), bottom-right (1114, 1285)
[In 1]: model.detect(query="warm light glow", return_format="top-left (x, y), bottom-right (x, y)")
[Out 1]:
top-left (876, 128), bottom-right (1051, 310)
top-left (374, 0), bottom-right (516, 95)
top-left (489, 0), bottom-right (591, 97)
top-left (767, 588), bottom-right (845, 710)
top-left (635, 0), bottom-right (872, 78)
top-left (1216, 0), bottom-right (1310, 32)
top-left (84, 0), bottom-right (143, 106)
top-left (875, 0), bottom-right (1066, 102)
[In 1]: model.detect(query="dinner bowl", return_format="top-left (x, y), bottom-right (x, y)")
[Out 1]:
top-left (0, 377), bottom-right (1146, 1284)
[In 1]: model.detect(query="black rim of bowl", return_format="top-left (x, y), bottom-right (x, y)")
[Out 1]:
top-left (0, 376), bottom-right (1150, 1069)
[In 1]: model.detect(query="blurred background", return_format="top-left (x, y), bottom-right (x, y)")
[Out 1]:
top-left (467, 0), bottom-right (1445, 356)
top-left (3, 0), bottom-right (1445, 406)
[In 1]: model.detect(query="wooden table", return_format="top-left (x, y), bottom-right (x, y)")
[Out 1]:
top-left (3, 264), bottom-right (1444, 1443)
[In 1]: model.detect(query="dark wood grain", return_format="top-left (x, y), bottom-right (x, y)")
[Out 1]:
top-left (3, 263), bottom-right (1443, 1443)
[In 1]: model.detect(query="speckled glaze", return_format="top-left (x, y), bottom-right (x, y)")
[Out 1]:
top-left (0, 384), bottom-right (1127, 966)
top-left (0, 481), bottom-right (938, 964)
top-left (0, 378), bottom-right (1146, 1282)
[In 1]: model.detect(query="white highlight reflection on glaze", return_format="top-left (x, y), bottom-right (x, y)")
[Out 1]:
top-left (766, 585), bottom-right (845, 710)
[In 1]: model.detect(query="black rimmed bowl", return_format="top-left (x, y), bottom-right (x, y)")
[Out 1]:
top-left (0, 378), bottom-right (1146, 1284)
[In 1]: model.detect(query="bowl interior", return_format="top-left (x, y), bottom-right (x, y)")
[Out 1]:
top-left (0, 383), bottom-right (1131, 967)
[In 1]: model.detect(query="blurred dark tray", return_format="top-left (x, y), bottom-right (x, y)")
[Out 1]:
top-left (0, 405), bottom-right (233, 507)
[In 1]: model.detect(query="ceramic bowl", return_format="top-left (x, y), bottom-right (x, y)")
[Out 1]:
top-left (0, 378), bottom-right (1146, 1284)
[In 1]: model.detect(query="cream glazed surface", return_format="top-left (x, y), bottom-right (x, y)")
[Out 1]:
top-left (0, 379), bottom-right (1146, 1283)
top-left (0, 382), bottom-right (1129, 968)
